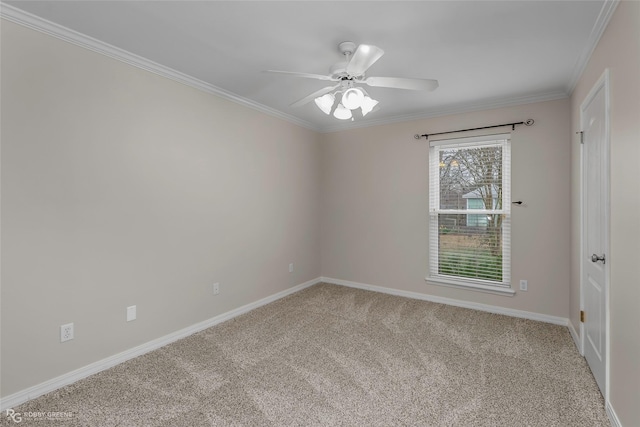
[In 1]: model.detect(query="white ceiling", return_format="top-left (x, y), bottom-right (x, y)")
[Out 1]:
top-left (3, 1), bottom-right (610, 132)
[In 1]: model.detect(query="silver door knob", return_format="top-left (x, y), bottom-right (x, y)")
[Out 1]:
top-left (591, 254), bottom-right (606, 264)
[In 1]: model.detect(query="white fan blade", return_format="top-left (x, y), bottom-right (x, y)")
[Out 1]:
top-left (264, 70), bottom-right (337, 81)
top-left (346, 44), bottom-right (384, 76)
top-left (290, 84), bottom-right (341, 108)
top-left (364, 76), bottom-right (439, 91)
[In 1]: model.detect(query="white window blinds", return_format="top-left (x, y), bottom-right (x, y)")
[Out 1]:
top-left (428, 133), bottom-right (511, 288)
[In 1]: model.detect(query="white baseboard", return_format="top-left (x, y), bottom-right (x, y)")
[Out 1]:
top-left (606, 401), bottom-right (622, 427)
top-left (568, 320), bottom-right (583, 354)
top-left (0, 276), bottom-right (580, 411)
top-left (325, 275), bottom-right (620, 425)
top-left (321, 277), bottom-right (569, 326)
top-left (0, 277), bottom-right (322, 411)
top-left (570, 319), bottom-right (621, 427)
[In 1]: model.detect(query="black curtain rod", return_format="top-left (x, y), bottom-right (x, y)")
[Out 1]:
top-left (414, 119), bottom-right (534, 140)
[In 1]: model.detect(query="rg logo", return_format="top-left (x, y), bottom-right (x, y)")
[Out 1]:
top-left (5, 409), bottom-right (22, 423)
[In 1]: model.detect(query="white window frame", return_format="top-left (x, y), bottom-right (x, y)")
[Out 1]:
top-left (426, 133), bottom-right (515, 296)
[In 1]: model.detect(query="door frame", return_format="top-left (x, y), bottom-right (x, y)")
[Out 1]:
top-left (579, 68), bottom-right (610, 399)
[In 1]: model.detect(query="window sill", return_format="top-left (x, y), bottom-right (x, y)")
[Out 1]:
top-left (425, 276), bottom-right (516, 296)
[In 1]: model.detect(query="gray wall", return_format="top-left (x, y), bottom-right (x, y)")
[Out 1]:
top-left (570, 1), bottom-right (640, 425)
top-left (320, 99), bottom-right (572, 317)
top-left (3, 7), bottom-right (638, 424)
top-left (1, 20), bottom-right (321, 397)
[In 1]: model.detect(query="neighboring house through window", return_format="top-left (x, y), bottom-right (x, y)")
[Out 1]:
top-left (464, 188), bottom-right (499, 227)
top-left (428, 133), bottom-right (513, 294)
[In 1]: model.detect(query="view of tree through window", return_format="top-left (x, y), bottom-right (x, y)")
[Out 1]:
top-left (429, 137), bottom-right (510, 286)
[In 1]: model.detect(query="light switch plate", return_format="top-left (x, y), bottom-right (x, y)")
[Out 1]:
top-left (127, 305), bottom-right (136, 322)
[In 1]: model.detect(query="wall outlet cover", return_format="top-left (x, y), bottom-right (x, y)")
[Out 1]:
top-left (60, 323), bottom-right (74, 342)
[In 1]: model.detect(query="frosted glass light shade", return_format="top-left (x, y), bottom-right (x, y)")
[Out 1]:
top-left (360, 96), bottom-right (379, 116)
top-left (341, 88), bottom-right (365, 110)
top-left (314, 93), bottom-right (335, 115)
top-left (333, 103), bottom-right (352, 120)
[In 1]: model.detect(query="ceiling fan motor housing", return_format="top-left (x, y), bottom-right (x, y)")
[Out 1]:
top-left (338, 41), bottom-right (356, 56)
top-left (329, 62), bottom-right (349, 77)
top-left (331, 41), bottom-right (357, 78)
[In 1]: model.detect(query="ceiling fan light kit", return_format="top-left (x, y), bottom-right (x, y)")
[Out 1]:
top-left (265, 41), bottom-right (438, 121)
top-left (314, 93), bottom-right (335, 115)
top-left (360, 96), bottom-right (379, 116)
top-left (341, 87), bottom-right (365, 110)
top-left (333, 103), bottom-right (352, 120)
top-left (314, 81), bottom-right (377, 120)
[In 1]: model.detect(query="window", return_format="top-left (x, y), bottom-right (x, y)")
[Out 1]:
top-left (428, 134), bottom-right (512, 293)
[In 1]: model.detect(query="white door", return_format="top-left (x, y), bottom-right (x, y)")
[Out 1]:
top-left (581, 72), bottom-right (609, 397)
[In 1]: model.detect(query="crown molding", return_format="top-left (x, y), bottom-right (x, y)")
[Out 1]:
top-left (0, 3), bottom-right (319, 132)
top-left (1, 1), bottom-right (612, 135)
top-left (565, 0), bottom-right (620, 95)
top-left (319, 90), bottom-right (569, 133)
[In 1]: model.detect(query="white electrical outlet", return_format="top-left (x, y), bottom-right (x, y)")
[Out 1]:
top-left (127, 305), bottom-right (137, 322)
top-left (519, 280), bottom-right (528, 291)
top-left (60, 323), bottom-right (74, 342)
top-left (289, 263), bottom-right (294, 273)
top-left (213, 282), bottom-right (220, 295)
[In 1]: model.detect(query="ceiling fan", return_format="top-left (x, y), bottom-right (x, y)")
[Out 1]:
top-left (265, 41), bottom-right (439, 120)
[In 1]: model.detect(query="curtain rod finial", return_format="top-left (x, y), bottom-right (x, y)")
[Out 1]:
top-left (525, 119), bottom-right (534, 126)
top-left (414, 134), bottom-right (428, 140)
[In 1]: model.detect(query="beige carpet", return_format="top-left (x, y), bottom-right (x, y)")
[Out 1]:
top-left (4, 283), bottom-right (609, 426)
